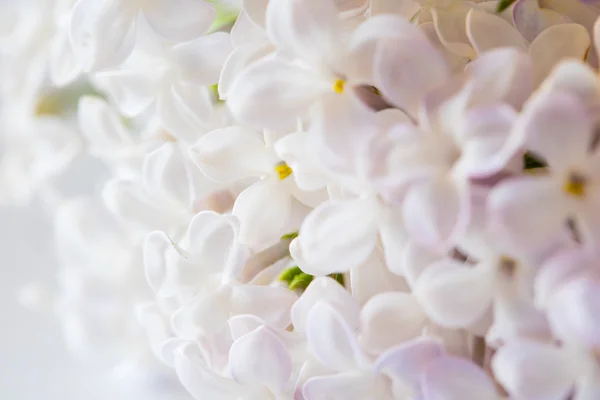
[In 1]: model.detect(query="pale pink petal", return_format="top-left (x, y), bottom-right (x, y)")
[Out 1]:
top-left (374, 21), bottom-right (450, 117)
top-left (347, 14), bottom-right (430, 85)
top-left (521, 92), bottom-right (592, 169)
top-left (492, 339), bottom-right (580, 400)
top-left (423, 356), bottom-right (499, 400)
top-left (464, 47), bottom-right (534, 109)
top-left (513, 0), bottom-right (567, 42)
top-left (538, 60), bottom-right (600, 105)
top-left (402, 176), bottom-right (470, 251)
top-left (374, 338), bottom-right (444, 387)
top-left (547, 277), bottom-right (600, 348)
top-left (488, 176), bottom-right (567, 251)
top-left (456, 104), bottom-right (520, 178)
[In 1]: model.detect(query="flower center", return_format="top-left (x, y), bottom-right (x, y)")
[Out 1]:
top-left (274, 162), bottom-right (293, 180)
top-left (563, 171), bottom-right (587, 198)
top-left (499, 256), bottom-right (517, 278)
top-left (333, 79), bottom-right (346, 94)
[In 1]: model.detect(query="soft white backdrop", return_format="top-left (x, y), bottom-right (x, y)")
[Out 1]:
top-left (0, 156), bottom-right (190, 399)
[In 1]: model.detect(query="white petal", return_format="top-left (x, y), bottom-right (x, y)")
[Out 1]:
top-left (142, 0), bottom-right (215, 41)
top-left (174, 343), bottom-right (242, 400)
top-left (219, 45), bottom-right (274, 100)
top-left (230, 284), bottom-right (297, 330)
top-left (143, 143), bottom-right (193, 210)
top-left (232, 179), bottom-right (292, 250)
top-left (171, 32), bottom-right (232, 85)
top-left (350, 251), bottom-right (408, 306)
top-left (423, 356), bottom-right (499, 400)
top-left (93, 68), bottom-right (160, 117)
top-left (265, 0), bottom-right (343, 70)
top-left (182, 211), bottom-right (244, 277)
top-left (432, 5), bottom-right (475, 58)
top-left (295, 198), bottom-right (379, 275)
top-left (529, 23), bottom-right (590, 87)
top-left (303, 372), bottom-right (385, 400)
top-left (227, 56), bottom-right (327, 131)
top-left (414, 259), bottom-right (495, 328)
top-left (49, 25), bottom-right (81, 86)
top-left (360, 292), bottom-right (427, 354)
top-left (102, 179), bottom-right (169, 230)
top-left (189, 126), bottom-right (273, 182)
top-left (492, 339), bottom-right (580, 400)
top-left (378, 206), bottom-right (409, 275)
top-left (69, 0), bottom-right (137, 71)
top-left (402, 176), bottom-right (470, 251)
top-left (172, 285), bottom-right (233, 338)
top-left (143, 231), bottom-right (171, 294)
top-left (243, 0), bottom-right (269, 27)
top-left (466, 8), bottom-right (528, 54)
top-left (229, 326), bottom-right (292, 392)
top-left (228, 314), bottom-right (265, 341)
top-left (77, 96), bottom-right (134, 156)
top-left (306, 302), bottom-right (364, 371)
top-left (291, 276), bottom-right (360, 334)
top-left (156, 83), bottom-right (213, 143)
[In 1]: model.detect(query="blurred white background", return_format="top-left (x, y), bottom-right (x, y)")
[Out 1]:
top-left (0, 160), bottom-right (190, 400)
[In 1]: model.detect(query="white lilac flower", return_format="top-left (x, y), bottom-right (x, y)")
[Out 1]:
top-left (10, 0), bottom-right (600, 398)
top-left (69, 0), bottom-right (217, 71)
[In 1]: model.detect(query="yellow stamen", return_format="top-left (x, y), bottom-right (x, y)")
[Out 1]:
top-left (35, 94), bottom-right (62, 116)
top-left (333, 79), bottom-right (345, 94)
top-left (499, 256), bottom-right (517, 278)
top-left (275, 162), bottom-right (293, 180)
top-left (563, 171), bottom-right (587, 198)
